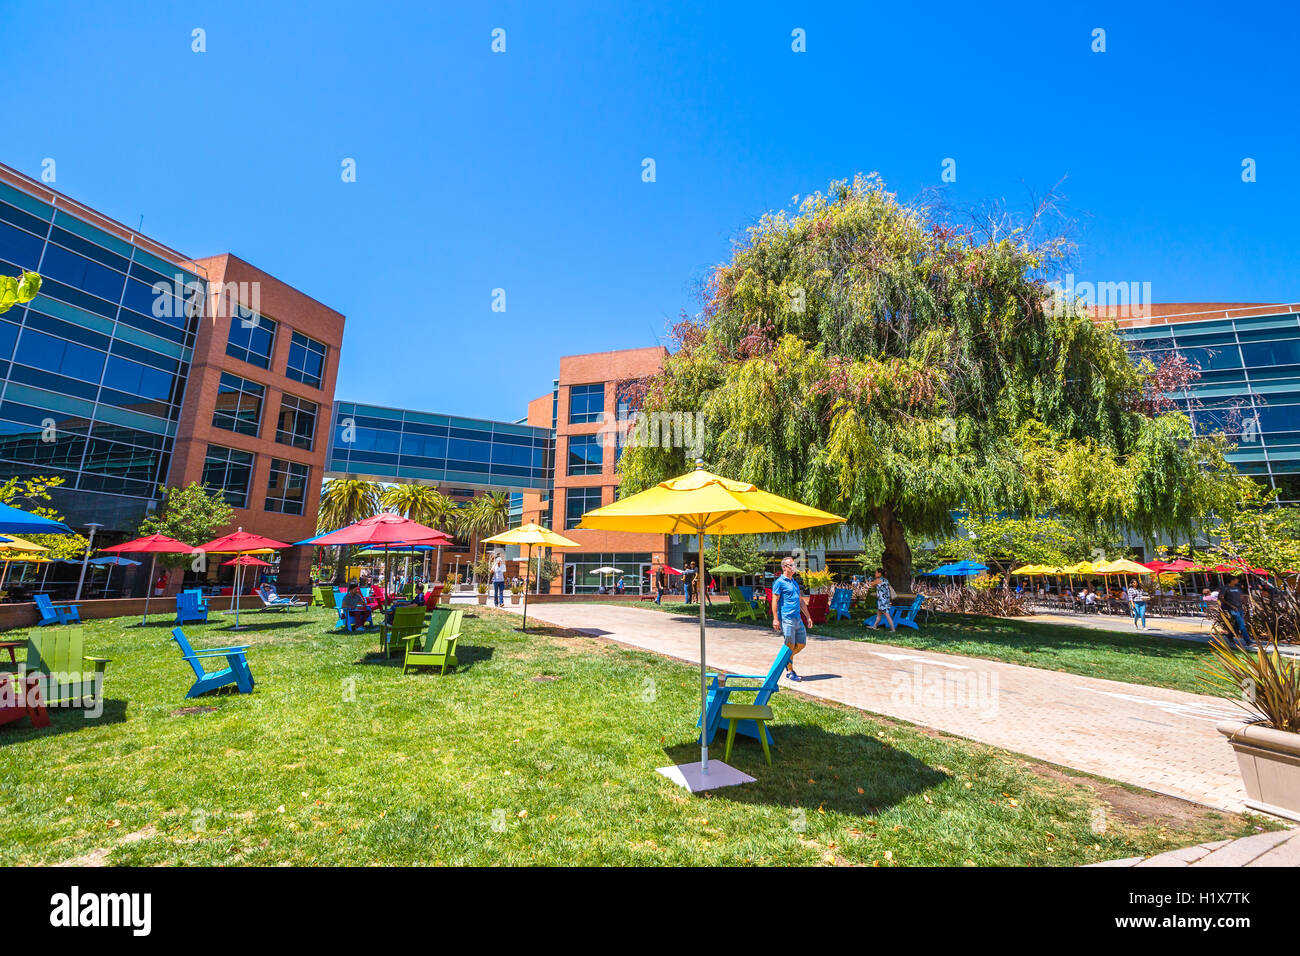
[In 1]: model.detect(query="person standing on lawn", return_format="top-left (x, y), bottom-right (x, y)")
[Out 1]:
top-left (491, 555), bottom-right (506, 608)
top-left (771, 556), bottom-right (813, 682)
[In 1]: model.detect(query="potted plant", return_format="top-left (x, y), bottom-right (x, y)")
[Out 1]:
top-left (509, 582), bottom-right (522, 605)
top-left (1208, 625), bottom-right (1300, 821)
top-left (476, 582), bottom-right (489, 605)
top-left (802, 569), bottom-right (835, 623)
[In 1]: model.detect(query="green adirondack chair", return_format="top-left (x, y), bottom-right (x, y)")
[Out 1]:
top-left (403, 608), bottom-right (463, 675)
top-left (727, 587), bottom-right (759, 621)
top-left (23, 626), bottom-right (111, 708)
top-left (379, 604), bottom-right (426, 658)
top-left (315, 586), bottom-right (337, 609)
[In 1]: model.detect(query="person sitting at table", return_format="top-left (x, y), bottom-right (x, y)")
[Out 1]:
top-left (342, 584), bottom-right (373, 629)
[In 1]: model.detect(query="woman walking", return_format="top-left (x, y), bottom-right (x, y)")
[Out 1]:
top-left (866, 567), bottom-right (896, 631)
top-left (492, 555), bottom-right (506, 608)
top-left (1127, 581), bottom-right (1148, 629)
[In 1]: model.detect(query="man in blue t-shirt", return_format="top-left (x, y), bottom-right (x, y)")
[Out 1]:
top-left (770, 556), bottom-right (813, 681)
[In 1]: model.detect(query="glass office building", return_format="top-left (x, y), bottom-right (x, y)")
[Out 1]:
top-left (1118, 306), bottom-right (1300, 501)
top-left (0, 178), bottom-right (205, 528)
top-left (327, 402), bottom-right (554, 491)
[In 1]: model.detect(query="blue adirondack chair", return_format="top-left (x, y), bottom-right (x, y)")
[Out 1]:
top-left (829, 587), bottom-right (853, 621)
top-left (697, 644), bottom-right (793, 746)
top-left (739, 585), bottom-right (755, 605)
top-left (868, 594), bottom-right (926, 630)
top-left (170, 627), bottom-right (254, 698)
top-left (34, 593), bottom-right (80, 625)
top-left (175, 589), bottom-right (209, 624)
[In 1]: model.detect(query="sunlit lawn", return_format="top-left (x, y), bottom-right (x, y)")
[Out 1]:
top-left (648, 600), bottom-right (1221, 695)
top-left (0, 606), bottom-right (1262, 865)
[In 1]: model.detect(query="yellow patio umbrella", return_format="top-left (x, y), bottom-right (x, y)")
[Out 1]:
top-left (0, 534), bottom-right (48, 592)
top-left (1013, 564), bottom-right (1050, 575)
top-left (482, 522), bottom-right (580, 633)
top-left (1094, 558), bottom-right (1152, 575)
top-left (577, 462), bottom-right (845, 790)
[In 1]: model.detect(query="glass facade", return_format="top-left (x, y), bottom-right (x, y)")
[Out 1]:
top-left (265, 457), bottom-right (309, 515)
top-left (276, 394), bottom-right (317, 450)
top-left (566, 433), bottom-right (602, 476)
top-left (225, 312), bottom-right (276, 368)
top-left (564, 486), bottom-right (602, 529)
top-left (1120, 309), bottom-right (1300, 499)
top-left (0, 179), bottom-right (203, 518)
top-left (212, 372), bottom-right (264, 436)
top-left (201, 443), bottom-right (255, 507)
top-left (326, 402), bottom-right (553, 491)
top-left (568, 383), bottom-right (604, 424)
top-left (286, 330), bottom-right (327, 389)
top-left (562, 552), bottom-right (652, 594)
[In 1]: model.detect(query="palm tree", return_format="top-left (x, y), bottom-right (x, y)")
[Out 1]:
top-left (381, 484), bottom-right (456, 582)
top-left (317, 478), bottom-right (383, 583)
top-left (454, 492), bottom-right (512, 584)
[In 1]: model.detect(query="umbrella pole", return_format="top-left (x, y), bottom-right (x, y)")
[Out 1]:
top-left (234, 556), bottom-right (242, 629)
top-left (143, 553), bottom-right (157, 625)
top-left (698, 527), bottom-right (708, 775)
top-left (522, 543), bottom-right (531, 633)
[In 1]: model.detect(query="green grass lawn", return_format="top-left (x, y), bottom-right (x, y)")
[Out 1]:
top-left (0, 607), bottom-right (1263, 866)
top-left (643, 600), bottom-right (1221, 695)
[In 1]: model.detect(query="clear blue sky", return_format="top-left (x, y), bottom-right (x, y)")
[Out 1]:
top-left (6, 0), bottom-right (1297, 421)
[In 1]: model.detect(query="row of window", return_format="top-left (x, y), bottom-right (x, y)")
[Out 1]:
top-left (226, 317), bottom-right (327, 390)
top-left (200, 443), bottom-right (310, 514)
top-left (212, 372), bottom-right (318, 450)
top-left (564, 486), bottom-right (604, 529)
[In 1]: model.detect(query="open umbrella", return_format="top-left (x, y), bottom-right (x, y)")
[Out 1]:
top-left (482, 522), bottom-right (579, 632)
top-left (89, 555), bottom-right (140, 597)
top-left (577, 462), bottom-right (845, 791)
top-left (0, 535), bottom-right (48, 594)
top-left (195, 530), bottom-right (290, 630)
top-left (102, 533), bottom-right (195, 625)
top-left (0, 501), bottom-right (72, 535)
top-left (311, 514), bottom-right (453, 606)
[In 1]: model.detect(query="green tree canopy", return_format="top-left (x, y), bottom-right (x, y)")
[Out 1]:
top-left (618, 175), bottom-right (1238, 589)
top-left (0, 475), bottom-right (89, 560)
top-left (137, 481), bottom-right (234, 569)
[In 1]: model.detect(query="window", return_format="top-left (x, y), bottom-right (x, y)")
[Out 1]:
top-left (567, 433), bottom-right (602, 476)
top-left (286, 331), bottom-right (327, 388)
top-left (565, 486), bottom-right (603, 529)
top-left (14, 329), bottom-right (105, 383)
top-left (201, 444), bottom-right (255, 508)
top-left (265, 458), bottom-right (309, 515)
top-left (568, 383), bottom-right (604, 424)
top-left (225, 313), bottom-right (277, 368)
top-left (276, 394), bottom-right (318, 450)
top-left (212, 373), bottom-right (264, 436)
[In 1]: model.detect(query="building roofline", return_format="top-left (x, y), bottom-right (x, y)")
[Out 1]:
top-left (0, 161), bottom-right (210, 280)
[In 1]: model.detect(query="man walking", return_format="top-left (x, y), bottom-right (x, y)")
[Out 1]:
top-left (771, 556), bottom-right (813, 681)
top-left (653, 563), bottom-right (666, 604)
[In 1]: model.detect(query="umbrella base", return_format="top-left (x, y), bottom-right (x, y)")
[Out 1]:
top-left (656, 760), bottom-right (755, 793)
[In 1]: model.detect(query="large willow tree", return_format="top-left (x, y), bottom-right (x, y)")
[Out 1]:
top-left (619, 175), bottom-right (1237, 590)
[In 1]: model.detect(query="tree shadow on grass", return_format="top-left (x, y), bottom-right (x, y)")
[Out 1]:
top-left (663, 723), bottom-right (947, 815)
top-left (0, 698), bottom-right (128, 746)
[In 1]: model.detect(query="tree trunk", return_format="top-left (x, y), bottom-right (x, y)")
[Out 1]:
top-left (873, 503), bottom-right (913, 594)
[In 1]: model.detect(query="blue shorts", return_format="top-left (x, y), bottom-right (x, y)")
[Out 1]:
top-left (781, 619), bottom-right (807, 646)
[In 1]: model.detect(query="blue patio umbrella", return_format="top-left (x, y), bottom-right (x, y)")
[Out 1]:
top-left (89, 555), bottom-right (141, 596)
top-left (927, 561), bottom-right (989, 577)
top-left (0, 502), bottom-right (72, 535)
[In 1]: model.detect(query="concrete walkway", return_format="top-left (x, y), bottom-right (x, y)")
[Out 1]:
top-left (1090, 828), bottom-right (1300, 867)
top-left (500, 602), bottom-right (1252, 812)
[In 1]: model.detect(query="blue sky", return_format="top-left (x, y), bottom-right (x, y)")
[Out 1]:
top-left (6, 0), bottom-right (1297, 421)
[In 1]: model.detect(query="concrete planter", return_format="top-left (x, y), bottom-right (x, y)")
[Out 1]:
top-left (476, 593), bottom-right (488, 605)
top-left (1217, 719), bottom-right (1300, 822)
top-left (510, 594), bottom-right (521, 605)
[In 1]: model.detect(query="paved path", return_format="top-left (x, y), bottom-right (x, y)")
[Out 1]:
top-left (1091, 828), bottom-right (1300, 867)
top-left (502, 602), bottom-right (1251, 812)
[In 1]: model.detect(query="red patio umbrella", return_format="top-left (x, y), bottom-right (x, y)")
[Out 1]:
top-left (196, 529), bottom-right (291, 630)
top-left (101, 533), bottom-right (195, 625)
top-left (222, 555), bottom-right (272, 567)
top-left (312, 514), bottom-right (454, 601)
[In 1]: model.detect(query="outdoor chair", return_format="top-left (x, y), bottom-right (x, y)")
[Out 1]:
top-left (255, 585), bottom-right (306, 611)
top-left (379, 604), bottom-right (425, 658)
top-left (866, 594), bottom-right (925, 630)
top-left (727, 587), bottom-right (759, 621)
top-left (23, 627), bottom-right (110, 709)
top-left (0, 672), bottom-right (49, 729)
top-left (170, 627), bottom-right (254, 698)
top-left (402, 609), bottom-right (463, 675)
top-left (829, 587), bottom-right (853, 621)
top-left (697, 643), bottom-right (791, 747)
top-left (175, 589), bottom-right (209, 625)
top-left (721, 703), bottom-right (774, 765)
top-left (34, 593), bottom-right (80, 626)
